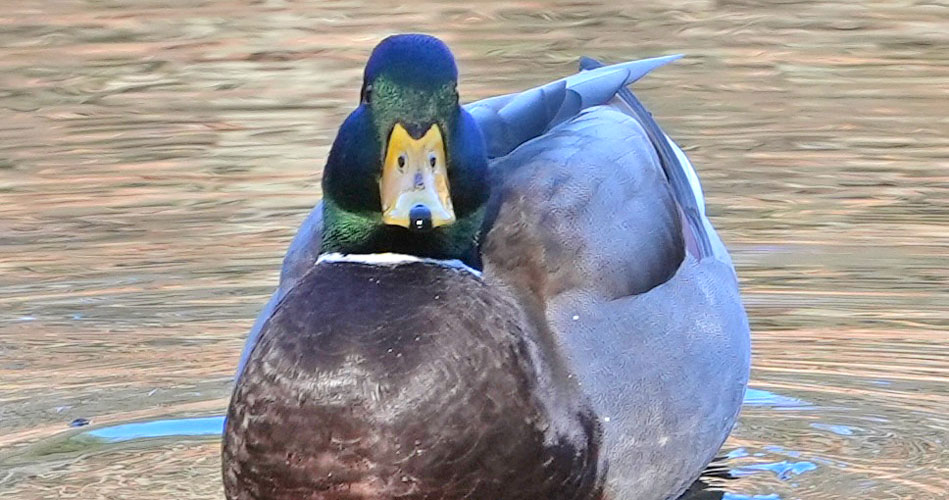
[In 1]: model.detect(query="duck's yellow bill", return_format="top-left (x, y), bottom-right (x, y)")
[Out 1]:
top-left (380, 123), bottom-right (455, 232)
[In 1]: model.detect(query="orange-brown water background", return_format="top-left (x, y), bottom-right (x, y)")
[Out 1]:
top-left (1, 0), bottom-right (947, 498)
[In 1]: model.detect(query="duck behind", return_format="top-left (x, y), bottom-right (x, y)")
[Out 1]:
top-left (224, 34), bottom-right (750, 500)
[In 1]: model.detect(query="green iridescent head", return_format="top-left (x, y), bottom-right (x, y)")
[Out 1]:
top-left (320, 34), bottom-right (489, 265)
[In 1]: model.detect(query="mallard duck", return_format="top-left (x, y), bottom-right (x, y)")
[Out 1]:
top-left (223, 34), bottom-right (750, 500)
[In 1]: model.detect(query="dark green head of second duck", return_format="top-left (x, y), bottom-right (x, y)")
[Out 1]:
top-left (320, 34), bottom-right (489, 265)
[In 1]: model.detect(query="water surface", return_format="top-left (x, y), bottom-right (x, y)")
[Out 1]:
top-left (1, 0), bottom-right (947, 498)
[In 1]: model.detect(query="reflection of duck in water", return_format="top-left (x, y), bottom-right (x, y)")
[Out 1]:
top-left (678, 457), bottom-right (735, 500)
top-left (222, 34), bottom-right (750, 500)
top-left (678, 479), bottom-right (728, 500)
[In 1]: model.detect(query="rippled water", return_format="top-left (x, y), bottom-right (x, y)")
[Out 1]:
top-left (1, 1), bottom-right (947, 498)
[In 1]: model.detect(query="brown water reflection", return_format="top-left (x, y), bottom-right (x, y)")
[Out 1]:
top-left (1, 0), bottom-right (947, 498)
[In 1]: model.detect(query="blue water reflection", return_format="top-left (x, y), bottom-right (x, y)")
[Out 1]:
top-left (741, 389), bottom-right (809, 409)
top-left (810, 422), bottom-right (857, 436)
top-left (732, 460), bottom-right (817, 481)
top-left (87, 416), bottom-right (224, 442)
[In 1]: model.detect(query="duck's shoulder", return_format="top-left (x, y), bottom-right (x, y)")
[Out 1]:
top-left (481, 105), bottom-right (684, 304)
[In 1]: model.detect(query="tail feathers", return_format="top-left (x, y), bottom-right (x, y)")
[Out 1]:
top-left (465, 54), bottom-right (681, 159)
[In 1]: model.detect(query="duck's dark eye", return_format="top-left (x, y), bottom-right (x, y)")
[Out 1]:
top-left (429, 153), bottom-right (437, 167)
top-left (362, 84), bottom-right (373, 104)
top-left (397, 154), bottom-right (406, 171)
